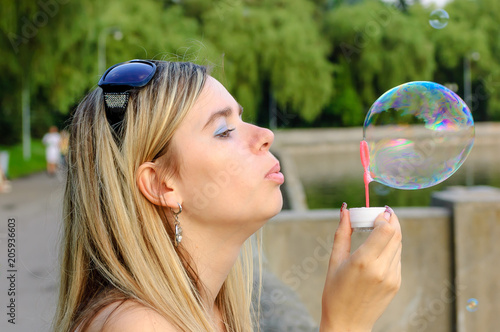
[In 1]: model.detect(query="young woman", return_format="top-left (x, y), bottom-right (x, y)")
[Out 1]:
top-left (53, 60), bottom-right (402, 332)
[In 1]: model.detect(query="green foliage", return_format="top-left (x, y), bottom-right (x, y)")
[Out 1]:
top-left (324, 0), bottom-right (435, 125)
top-left (201, 0), bottom-right (333, 123)
top-left (1, 0), bottom-right (500, 148)
top-left (431, 0), bottom-right (500, 120)
top-left (0, 0), bottom-right (101, 144)
top-left (323, 61), bottom-right (363, 126)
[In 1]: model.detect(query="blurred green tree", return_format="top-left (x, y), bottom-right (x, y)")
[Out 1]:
top-left (0, 0), bottom-right (201, 146)
top-left (0, 0), bottom-right (100, 149)
top-left (323, 0), bottom-right (435, 126)
top-left (429, 0), bottom-right (500, 120)
top-left (199, 0), bottom-right (333, 125)
top-left (1, 0), bottom-right (500, 151)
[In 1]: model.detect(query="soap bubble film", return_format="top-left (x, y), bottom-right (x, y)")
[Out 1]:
top-left (466, 298), bottom-right (478, 312)
top-left (429, 9), bottom-right (449, 29)
top-left (363, 81), bottom-right (474, 190)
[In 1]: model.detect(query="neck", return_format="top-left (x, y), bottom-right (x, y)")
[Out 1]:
top-left (180, 222), bottom-right (252, 309)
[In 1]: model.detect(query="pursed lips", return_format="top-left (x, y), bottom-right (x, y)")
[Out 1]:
top-left (265, 162), bottom-right (284, 184)
top-left (266, 162), bottom-right (280, 177)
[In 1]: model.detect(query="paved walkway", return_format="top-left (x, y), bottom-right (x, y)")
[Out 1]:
top-left (0, 172), bottom-right (64, 332)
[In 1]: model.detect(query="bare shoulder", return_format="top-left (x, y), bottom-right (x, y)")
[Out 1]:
top-left (83, 300), bottom-right (179, 332)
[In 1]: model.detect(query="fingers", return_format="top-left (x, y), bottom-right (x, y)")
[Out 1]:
top-left (356, 206), bottom-right (402, 261)
top-left (386, 241), bottom-right (402, 290)
top-left (383, 209), bottom-right (402, 264)
top-left (389, 210), bottom-right (403, 265)
top-left (389, 242), bottom-right (402, 274)
top-left (357, 218), bottom-right (393, 259)
top-left (329, 202), bottom-right (352, 271)
top-left (385, 205), bottom-right (402, 235)
top-left (376, 208), bottom-right (403, 276)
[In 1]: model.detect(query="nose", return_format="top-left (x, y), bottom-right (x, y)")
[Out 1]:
top-left (251, 125), bottom-right (274, 153)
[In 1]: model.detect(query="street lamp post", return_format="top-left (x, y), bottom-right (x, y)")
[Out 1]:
top-left (463, 51), bottom-right (479, 186)
top-left (98, 27), bottom-right (123, 76)
top-left (463, 55), bottom-right (472, 108)
top-left (21, 77), bottom-right (30, 160)
top-left (463, 51), bottom-right (480, 108)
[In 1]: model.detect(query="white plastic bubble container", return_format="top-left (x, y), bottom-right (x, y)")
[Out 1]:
top-left (349, 207), bottom-right (386, 232)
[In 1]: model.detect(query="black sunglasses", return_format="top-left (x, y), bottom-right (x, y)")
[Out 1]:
top-left (98, 59), bottom-right (157, 129)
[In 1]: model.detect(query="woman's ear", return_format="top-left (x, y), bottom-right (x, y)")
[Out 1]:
top-left (136, 162), bottom-right (181, 209)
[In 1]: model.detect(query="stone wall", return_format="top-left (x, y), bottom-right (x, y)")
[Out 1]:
top-left (432, 186), bottom-right (500, 332)
top-left (262, 207), bottom-right (453, 332)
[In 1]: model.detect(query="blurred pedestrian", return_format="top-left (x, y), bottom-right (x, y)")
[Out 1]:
top-left (59, 129), bottom-right (70, 168)
top-left (42, 125), bottom-right (61, 176)
top-left (0, 166), bottom-right (11, 193)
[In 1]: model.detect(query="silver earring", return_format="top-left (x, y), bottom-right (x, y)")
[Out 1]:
top-left (172, 203), bottom-right (183, 247)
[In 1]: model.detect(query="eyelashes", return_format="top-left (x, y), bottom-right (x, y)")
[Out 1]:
top-left (215, 127), bottom-right (236, 138)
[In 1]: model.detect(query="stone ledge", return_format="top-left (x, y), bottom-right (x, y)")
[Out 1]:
top-left (432, 185), bottom-right (500, 203)
top-left (271, 206), bottom-right (450, 223)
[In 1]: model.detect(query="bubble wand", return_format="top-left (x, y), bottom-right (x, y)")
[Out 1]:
top-left (360, 140), bottom-right (372, 208)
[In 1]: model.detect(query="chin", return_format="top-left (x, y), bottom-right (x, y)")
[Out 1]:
top-left (266, 190), bottom-right (284, 219)
top-left (243, 190), bottom-right (283, 229)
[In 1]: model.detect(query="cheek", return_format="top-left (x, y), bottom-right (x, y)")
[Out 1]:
top-left (180, 147), bottom-right (256, 210)
top-left (178, 146), bottom-right (232, 193)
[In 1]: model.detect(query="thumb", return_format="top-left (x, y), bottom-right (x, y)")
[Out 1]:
top-left (329, 202), bottom-right (352, 271)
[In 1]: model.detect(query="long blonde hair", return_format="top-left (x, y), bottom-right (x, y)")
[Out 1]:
top-left (53, 61), bottom-right (256, 332)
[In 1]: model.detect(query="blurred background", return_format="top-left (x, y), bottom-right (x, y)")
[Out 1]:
top-left (1, 0), bottom-right (499, 331)
top-left (1, 0), bottom-right (500, 204)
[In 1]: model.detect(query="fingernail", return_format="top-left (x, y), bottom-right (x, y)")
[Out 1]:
top-left (384, 205), bottom-right (393, 220)
top-left (340, 202), bottom-right (347, 215)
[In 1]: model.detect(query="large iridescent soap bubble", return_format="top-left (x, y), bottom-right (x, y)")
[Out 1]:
top-left (363, 81), bottom-right (474, 190)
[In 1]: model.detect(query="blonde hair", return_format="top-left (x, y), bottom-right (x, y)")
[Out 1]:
top-left (54, 61), bottom-right (256, 332)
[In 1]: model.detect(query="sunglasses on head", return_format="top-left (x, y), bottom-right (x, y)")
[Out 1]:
top-left (98, 59), bottom-right (157, 129)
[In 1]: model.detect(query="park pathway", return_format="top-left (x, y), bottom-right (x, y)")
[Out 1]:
top-left (0, 172), bottom-right (64, 332)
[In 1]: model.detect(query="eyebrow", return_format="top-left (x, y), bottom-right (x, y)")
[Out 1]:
top-left (203, 104), bottom-right (244, 130)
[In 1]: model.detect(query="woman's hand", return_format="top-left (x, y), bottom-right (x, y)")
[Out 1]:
top-left (320, 204), bottom-right (402, 332)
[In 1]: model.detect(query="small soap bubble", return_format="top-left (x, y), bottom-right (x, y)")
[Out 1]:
top-left (363, 81), bottom-right (474, 190)
top-left (429, 9), bottom-right (449, 29)
top-left (466, 298), bottom-right (478, 312)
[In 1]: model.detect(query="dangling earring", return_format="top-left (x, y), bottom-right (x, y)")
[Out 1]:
top-left (171, 203), bottom-right (183, 247)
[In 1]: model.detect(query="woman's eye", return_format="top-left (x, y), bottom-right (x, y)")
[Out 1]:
top-left (216, 128), bottom-right (235, 138)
